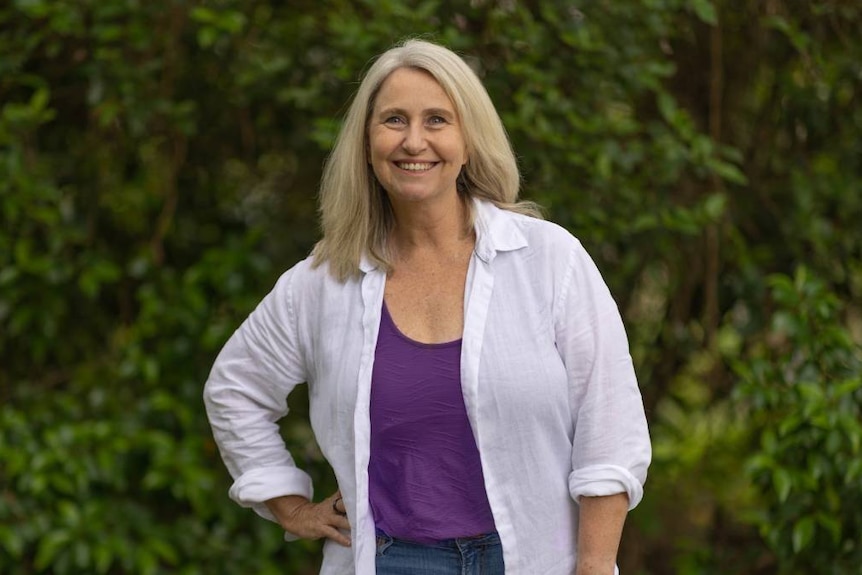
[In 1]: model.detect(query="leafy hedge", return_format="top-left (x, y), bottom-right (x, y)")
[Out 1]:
top-left (2, 1), bottom-right (860, 573)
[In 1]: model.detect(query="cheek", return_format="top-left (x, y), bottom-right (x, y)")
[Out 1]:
top-left (455, 143), bottom-right (468, 166)
top-left (368, 149), bottom-right (392, 183)
top-left (368, 156), bottom-right (385, 181)
top-left (366, 142), bottom-right (385, 169)
top-left (368, 131), bottom-right (394, 161)
top-left (448, 135), bottom-right (468, 165)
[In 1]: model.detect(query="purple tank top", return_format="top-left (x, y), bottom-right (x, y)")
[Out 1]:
top-left (368, 302), bottom-right (496, 543)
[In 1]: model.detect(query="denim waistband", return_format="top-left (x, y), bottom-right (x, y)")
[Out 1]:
top-left (375, 530), bottom-right (500, 549)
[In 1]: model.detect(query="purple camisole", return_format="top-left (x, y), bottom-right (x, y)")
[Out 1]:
top-left (368, 302), bottom-right (496, 543)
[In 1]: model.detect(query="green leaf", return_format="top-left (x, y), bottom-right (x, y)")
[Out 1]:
top-left (773, 468), bottom-right (792, 503)
top-left (0, 525), bottom-right (24, 558)
top-left (690, 0), bottom-right (718, 25)
top-left (702, 193), bottom-right (727, 220)
top-left (792, 516), bottom-right (816, 553)
top-left (34, 530), bottom-right (72, 570)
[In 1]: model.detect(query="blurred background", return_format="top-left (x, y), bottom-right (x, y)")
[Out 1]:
top-left (1, 1), bottom-right (860, 573)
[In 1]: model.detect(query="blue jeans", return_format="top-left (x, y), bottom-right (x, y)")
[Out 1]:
top-left (375, 532), bottom-right (505, 575)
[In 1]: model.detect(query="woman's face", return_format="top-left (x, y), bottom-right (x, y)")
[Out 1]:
top-left (367, 67), bottom-right (468, 210)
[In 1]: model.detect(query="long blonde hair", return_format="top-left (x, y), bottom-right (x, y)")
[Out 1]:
top-left (312, 39), bottom-right (541, 281)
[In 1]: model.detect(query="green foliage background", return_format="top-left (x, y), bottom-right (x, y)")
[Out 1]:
top-left (2, 1), bottom-right (860, 573)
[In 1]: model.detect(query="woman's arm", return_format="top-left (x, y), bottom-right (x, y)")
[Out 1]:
top-left (576, 493), bottom-right (629, 575)
top-left (204, 268), bottom-right (314, 523)
top-left (552, 240), bottom-right (651, 570)
top-left (555, 240), bottom-right (651, 506)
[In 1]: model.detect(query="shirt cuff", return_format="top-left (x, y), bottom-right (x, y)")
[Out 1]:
top-left (568, 464), bottom-right (644, 510)
top-left (228, 465), bottom-right (314, 538)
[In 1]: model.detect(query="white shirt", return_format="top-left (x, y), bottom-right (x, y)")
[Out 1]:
top-left (204, 199), bottom-right (651, 574)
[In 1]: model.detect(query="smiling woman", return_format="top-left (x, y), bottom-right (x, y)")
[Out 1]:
top-left (203, 38), bottom-right (651, 575)
top-left (367, 68), bottom-right (468, 213)
top-left (311, 39), bottom-right (538, 283)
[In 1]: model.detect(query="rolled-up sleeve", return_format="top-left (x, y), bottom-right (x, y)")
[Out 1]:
top-left (554, 241), bottom-right (651, 510)
top-left (203, 268), bottom-right (314, 524)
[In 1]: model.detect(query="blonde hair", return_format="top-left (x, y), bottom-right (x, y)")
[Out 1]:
top-left (312, 38), bottom-right (541, 281)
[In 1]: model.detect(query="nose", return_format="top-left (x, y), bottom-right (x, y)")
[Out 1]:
top-left (401, 124), bottom-right (426, 155)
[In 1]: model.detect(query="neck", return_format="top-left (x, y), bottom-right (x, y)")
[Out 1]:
top-left (388, 195), bottom-right (473, 256)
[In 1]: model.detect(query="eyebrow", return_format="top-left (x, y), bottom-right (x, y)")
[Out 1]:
top-left (376, 107), bottom-right (456, 120)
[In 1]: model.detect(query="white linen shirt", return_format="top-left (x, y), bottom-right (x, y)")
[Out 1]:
top-left (204, 199), bottom-right (651, 574)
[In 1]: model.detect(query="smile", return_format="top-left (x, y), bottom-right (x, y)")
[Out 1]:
top-left (395, 161), bottom-right (436, 172)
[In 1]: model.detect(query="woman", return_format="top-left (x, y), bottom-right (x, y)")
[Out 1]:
top-left (204, 39), bottom-right (651, 575)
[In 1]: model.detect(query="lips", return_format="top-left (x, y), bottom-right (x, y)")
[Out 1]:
top-left (395, 161), bottom-right (437, 172)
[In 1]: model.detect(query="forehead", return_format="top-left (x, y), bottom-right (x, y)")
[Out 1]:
top-left (372, 67), bottom-right (456, 112)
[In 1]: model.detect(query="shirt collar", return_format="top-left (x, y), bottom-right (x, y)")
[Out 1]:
top-left (359, 254), bottom-right (376, 273)
top-left (358, 197), bottom-right (528, 272)
top-left (472, 197), bottom-right (528, 263)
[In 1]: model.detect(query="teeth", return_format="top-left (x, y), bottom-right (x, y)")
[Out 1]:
top-left (397, 162), bottom-right (434, 171)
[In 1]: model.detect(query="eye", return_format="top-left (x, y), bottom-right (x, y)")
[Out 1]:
top-left (384, 116), bottom-right (405, 125)
top-left (427, 115), bottom-right (447, 126)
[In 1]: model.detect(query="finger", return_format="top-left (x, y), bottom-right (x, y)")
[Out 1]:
top-left (321, 525), bottom-right (351, 547)
top-left (329, 494), bottom-right (347, 516)
top-left (332, 514), bottom-right (351, 530)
